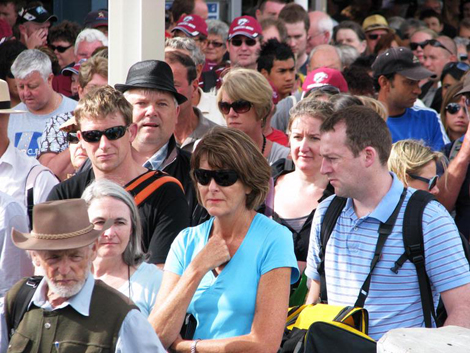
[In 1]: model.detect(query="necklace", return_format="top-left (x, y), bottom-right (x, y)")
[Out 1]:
top-left (261, 134), bottom-right (266, 155)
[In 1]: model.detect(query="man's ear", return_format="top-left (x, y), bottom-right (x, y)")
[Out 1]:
top-left (260, 68), bottom-right (270, 80)
top-left (378, 75), bottom-right (390, 90)
top-left (363, 146), bottom-right (377, 167)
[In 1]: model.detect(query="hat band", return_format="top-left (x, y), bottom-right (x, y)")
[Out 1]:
top-left (31, 224), bottom-right (95, 240)
top-left (0, 101), bottom-right (11, 109)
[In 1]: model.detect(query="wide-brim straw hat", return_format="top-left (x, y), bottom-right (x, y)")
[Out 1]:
top-left (0, 79), bottom-right (26, 114)
top-left (12, 199), bottom-right (112, 250)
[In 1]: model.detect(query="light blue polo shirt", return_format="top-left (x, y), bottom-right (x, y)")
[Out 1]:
top-left (306, 173), bottom-right (470, 340)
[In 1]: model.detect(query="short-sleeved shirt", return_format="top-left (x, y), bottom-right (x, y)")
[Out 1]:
top-left (8, 96), bottom-right (77, 157)
top-left (47, 169), bottom-right (189, 264)
top-left (387, 106), bottom-right (447, 151)
top-left (165, 213), bottom-right (300, 339)
top-left (39, 111), bottom-right (74, 155)
top-left (305, 174), bottom-right (470, 340)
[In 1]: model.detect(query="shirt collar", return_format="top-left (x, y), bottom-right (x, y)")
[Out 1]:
top-left (30, 275), bottom-right (95, 317)
top-left (0, 141), bottom-right (16, 166)
top-left (143, 141), bottom-right (169, 171)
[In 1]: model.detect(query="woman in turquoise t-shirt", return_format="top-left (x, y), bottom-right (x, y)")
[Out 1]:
top-left (149, 127), bottom-right (299, 352)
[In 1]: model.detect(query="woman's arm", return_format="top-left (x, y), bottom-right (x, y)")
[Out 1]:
top-left (148, 235), bottom-right (231, 349)
top-left (170, 267), bottom-right (292, 353)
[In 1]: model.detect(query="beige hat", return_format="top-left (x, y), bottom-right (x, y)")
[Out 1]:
top-left (0, 79), bottom-right (26, 114)
top-left (12, 199), bottom-right (112, 250)
top-left (59, 116), bottom-right (77, 132)
top-left (362, 15), bottom-right (390, 33)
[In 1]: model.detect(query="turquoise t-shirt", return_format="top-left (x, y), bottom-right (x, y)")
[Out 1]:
top-left (165, 213), bottom-right (300, 339)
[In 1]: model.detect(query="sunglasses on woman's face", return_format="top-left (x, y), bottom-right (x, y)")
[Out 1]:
top-left (408, 173), bottom-right (439, 191)
top-left (49, 44), bottom-right (73, 53)
top-left (218, 100), bottom-right (252, 115)
top-left (66, 132), bottom-right (79, 144)
top-left (409, 41), bottom-right (427, 51)
top-left (194, 169), bottom-right (239, 187)
top-left (446, 102), bottom-right (466, 114)
top-left (80, 126), bottom-right (128, 143)
top-left (367, 33), bottom-right (384, 40)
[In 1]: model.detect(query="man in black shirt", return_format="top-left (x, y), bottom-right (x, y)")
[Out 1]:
top-left (47, 86), bottom-right (189, 267)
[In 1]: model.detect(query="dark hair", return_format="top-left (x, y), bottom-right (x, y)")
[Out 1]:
top-left (320, 105), bottom-right (392, 165)
top-left (374, 32), bottom-right (404, 55)
top-left (48, 20), bottom-right (82, 45)
top-left (420, 9), bottom-right (442, 24)
top-left (340, 67), bottom-right (375, 96)
top-left (170, 0), bottom-right (194, 24)
top-left (373, 72), bottom-right (394, 93)
top-left (333, 20), bottom-right (366, 42)
top-left (350, 54), bottom-right (377, 70)
top-left (260, 18), bottom-right (288, 43)
top-left (257, 0), bottom-right (288, 12)
top-left (329, 93), bottom-right (364, 111)
top-left (165, 51), bottom-right (197, 84)
top-left (441, 62), bottom-right (468, 83)
top-left (257, 38), bottom-right (294, 73)
top-left (0, 39), bottom-right (26, 80)
top-left (460, 18), bottom-right (470, 32)
top-left (278, 3), bottom-right (309, 32)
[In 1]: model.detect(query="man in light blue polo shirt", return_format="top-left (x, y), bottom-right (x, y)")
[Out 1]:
top-left (305, 106), bottom-right (470, 340)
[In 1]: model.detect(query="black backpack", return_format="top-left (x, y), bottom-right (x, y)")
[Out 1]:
top-left (318, 189), bottom-right (470, 328)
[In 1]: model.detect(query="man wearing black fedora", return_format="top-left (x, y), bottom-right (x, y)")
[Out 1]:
top-left (0, 199), bottom-right (166, 352)
top-left (115, 59), bottom-right (198, 222)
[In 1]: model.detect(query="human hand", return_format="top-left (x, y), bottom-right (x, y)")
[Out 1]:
top-left (24, 28), bottom-right (48, 49)
top-left (194, 235), bottom-right (231, 272)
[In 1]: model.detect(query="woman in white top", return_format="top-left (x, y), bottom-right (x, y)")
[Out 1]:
top-left (82, 179), bottom-right (163, 317)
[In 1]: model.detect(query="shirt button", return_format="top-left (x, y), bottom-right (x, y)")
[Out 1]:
top-left (44, 322), bottom-right (51, 329)
top-left (354, 227), bottom-right (358, 231)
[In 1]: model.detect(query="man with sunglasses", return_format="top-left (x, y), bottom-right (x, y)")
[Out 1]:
top-left (227, 16), bottom-right (262, 70)
top-left (422, 36), bottom-right (458, 110)
top-left (374, 47), bottom-right (446, 151)
top-left (47, 86), bottom-right (190, 267)
top-left (362, 14), bottom-right (390, 55)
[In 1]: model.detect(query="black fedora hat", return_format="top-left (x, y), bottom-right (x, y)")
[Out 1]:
top-left (115, 60), bottom-right (187, 104)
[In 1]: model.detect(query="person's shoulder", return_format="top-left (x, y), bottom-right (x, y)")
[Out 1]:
top-left (48, 169), bottom-right (92, 200)
top-left (409, 105), bottom-right (439, 118)
top-left (61, 95), bottom-right (78, 107)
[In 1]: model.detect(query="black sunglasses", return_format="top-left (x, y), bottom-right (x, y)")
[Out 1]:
top-left (409, 41), bottom-right (427, 51)
top-left (367, 33), bottom-right (384, 40)
top-left (230, 37), bottom-right (257, 47)
top-left (49, 44), bottom-right (73, 53)
top-left (194, 169), bottom-right (239, 187)
top-left (81, 126), bottom-right (127, 143)
top-left (218, 100), bottom-right (252, 115)
top-left (408, 173), bottom-right (439, 191)
top-left (445, 102), bottom-right (466, 114)
top-left (423, 39), bottom-right (453, 55)
top-left (207, 40), bottom-right (224, 48)
top-left (66, 132), bottom-right (79, 144)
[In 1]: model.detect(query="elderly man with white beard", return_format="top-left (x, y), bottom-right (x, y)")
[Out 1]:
top-left (0, 199), bottom-right (165, 352)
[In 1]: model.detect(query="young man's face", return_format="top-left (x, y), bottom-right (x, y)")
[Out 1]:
top-left (386, 74), bottom-right (422, 110)
top-left (262, 58), bottom-right (295, 98)
top-left (423, 16), bottom-right (443, 34)
top-left (256, 1), bottom-right (286, 21)
top-left (423, 44), bottom-right (452, 80)
top-left (285, 21), bottom-right (308, 59)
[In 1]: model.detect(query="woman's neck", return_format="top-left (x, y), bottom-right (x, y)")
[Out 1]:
top-left (293, 166), bottom-right (328, 187)
top-left (93, 256), bottom-right (128, 278)
top-left (212, 208), bottom-right (256, 243)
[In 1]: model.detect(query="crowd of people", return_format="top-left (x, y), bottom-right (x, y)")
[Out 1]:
top-left (1, 0), bottom-right (470, 351)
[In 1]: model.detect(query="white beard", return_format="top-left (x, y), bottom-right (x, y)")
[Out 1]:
top-left (44, 264), bottom-right (91, 299)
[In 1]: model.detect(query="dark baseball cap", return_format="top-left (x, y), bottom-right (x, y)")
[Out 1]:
top-left (372, 47), bottom-right (436, 81)
top-left (18, 5), bottom-right (57, 24)
top-left (84, 10), bottom-right (108, 29)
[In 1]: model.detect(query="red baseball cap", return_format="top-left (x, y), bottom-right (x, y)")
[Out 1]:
top-left (302, 68), bottom-right (348, 93)
top-left (172, 14), bottom-right (208, 37)
top-left (228, 16), bottom-right (262, 40)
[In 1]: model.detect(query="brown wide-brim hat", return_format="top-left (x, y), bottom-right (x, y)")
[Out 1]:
top-left (456, 74), bottom-right (470, 96)
top-left (0, 79), bottom-right (26, 114)
top-left (12, 199), bottom-right (113, 251)
top-left (115, 60), bottom-right (187, 104)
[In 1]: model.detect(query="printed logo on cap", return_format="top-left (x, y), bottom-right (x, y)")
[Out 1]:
top-left (314, 72), bottom-right (328, 83)
top-left (238, 18), bottom-right (249, 26)
top-left (184, 15), bottom-right (193, 22)
top-left (98, 11), bottom-right (106, 18)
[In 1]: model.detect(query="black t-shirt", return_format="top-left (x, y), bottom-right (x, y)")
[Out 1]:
top-left (47, 169), bottom-right (190, 263)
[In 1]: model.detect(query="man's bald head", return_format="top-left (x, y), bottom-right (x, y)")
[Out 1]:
top-left (436, 36), bottom-right (457, 55)
top-left (308, 44), bottom-right (342, 72)
top-left (307, 11), bottom-right (333, 53)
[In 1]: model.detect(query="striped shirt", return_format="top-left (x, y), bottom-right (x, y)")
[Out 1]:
top-left (306, 174), bottom-right (470, 340)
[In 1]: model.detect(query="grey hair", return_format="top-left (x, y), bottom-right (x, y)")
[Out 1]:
top-left (206, 19), bottom-right (229, 43)
top-left (335, 44), bottom-right (359, 68)
top-left (165, 37), bottom-right (205, 66)
top-left (316, 15), bottom-right (334, 40)
top-left (123, 88), bottom-right (178, 108)
top-left (308, 44), bottom-right (343, 70)
top-left (75, 28), bottom-right (108, 55)
top-left (82, 179), bottom-right (148, 266)
top-left (11, 49), bottom-right (52, 81)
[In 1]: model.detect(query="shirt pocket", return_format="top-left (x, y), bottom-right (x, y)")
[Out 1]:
top-left (7, 332), bottom-right (32, 352)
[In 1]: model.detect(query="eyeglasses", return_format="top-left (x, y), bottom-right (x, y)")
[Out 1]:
top-left (207, 40), bottom-right (224, 48)
top-left (230, 37), bottom-right (257, 47)
top-left (408, 173), bottom-right (439, 191)
top-left (218, 100), bottom-right (252, 114)
top-left (49, 44), bottom-right (73, 53)
top-left (194, 169), bottom-right (239, 187)
top-left (367, 33), bottom-right (384, 40)
top-left (80, 126), bottom-right (127, 143)
top-left (66, 132), bottom-right (79, 144)
top-left (460, 54), bottom-right (468, 61)
top-left (409, 41), bottom-right (427, 51)
top-left (422, 39), bottom-right (453, 55)
top-left (445, 102), bottom-right (466, 114)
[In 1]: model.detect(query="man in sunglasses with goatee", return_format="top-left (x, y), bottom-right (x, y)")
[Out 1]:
top-left (47, 86), bottom-right (190, 269)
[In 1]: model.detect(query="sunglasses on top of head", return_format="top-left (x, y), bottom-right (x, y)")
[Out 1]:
top-left (408, 173), bottom-right (439, 191)
top-left (49, 44), bottom-right (73, 53)
top-left (194, 169), bottom-right (239, 187)
top-left (230, 37), bottom-right (257, 47)
top-left (80, 126), bottom-right (128, 143)
top-left (218, 100), bottom-right (252, 115)
top-left (422, 39), bottom-right (453, 55)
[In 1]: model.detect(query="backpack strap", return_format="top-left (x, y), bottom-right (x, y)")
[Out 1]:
top-left (25, 165), bottom-right (55, 227)
top-left (391, 190), bottom-right (437, 328)
top-left (318, 196), bottom-right (347, 303)
top-left (125, 171), bottom-right (184, 206)
top-left (7, 276), bottom-right (43, 339)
